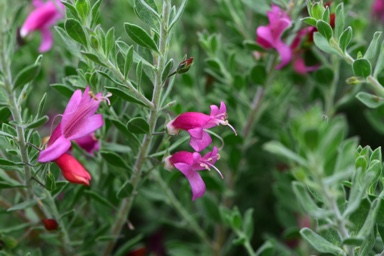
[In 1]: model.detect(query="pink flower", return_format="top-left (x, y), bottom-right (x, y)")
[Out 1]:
top-left (290, 27), bottom-right (320, 74)
top-left (54, 153), bottom-right (91, 186)
top-left (38, 86), bottom-right (110, 162)
top-left (164, 147), bottom-right (221, 201)
top-left (166, 102), bottom-right (236, 152)
top-left (20, 0), bottom-right (65, 52)
top-left (74, 133), bottom-right (100, 155)
top-left (256, 5), bottom-right (292, 69)
top-left (373, 0), bottom-right (384, 21)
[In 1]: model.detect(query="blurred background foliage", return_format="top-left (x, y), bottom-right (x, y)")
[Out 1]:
top-left (2, 0), bottom-right (384, 255)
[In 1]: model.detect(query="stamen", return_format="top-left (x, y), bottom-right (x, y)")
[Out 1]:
top-left (88, 91), bottom-right (98, 101)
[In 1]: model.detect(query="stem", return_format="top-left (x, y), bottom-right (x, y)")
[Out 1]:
top-left (153, 170), bottom-right (214, 250)
top-left (324, 56), bottom-right (340, 117)
top-left (0, 30), bottom-right (33, 200)
top-left (103, 2), bottom-right (170, 255)
top-left (312, 163), bottom-right (353, 255)
top-left (242, 86), bottom-right (264, 138)
top-left (329, 38), bottom-right (384, 97)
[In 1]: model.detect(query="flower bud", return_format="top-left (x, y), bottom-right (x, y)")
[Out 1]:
top-left (176, 57), bottom-right (194, 74)
top-left (42, 219), bottom-right (59, 231)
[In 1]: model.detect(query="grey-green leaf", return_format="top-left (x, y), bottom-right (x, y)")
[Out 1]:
top-left (353, 58), bottom-right (371, 78)
top-left (65, 18), bottom-right (88, 47)
top-left (127, 117), bottom-right (149, 134)
top-left (316, 20), bottom-right (333, 42)
top-left (339, 27), bottom-right (352, 53)
top-left (364, 31), bottom-right (382, 61)
top-left (334, 3), bottom-right (345, 39)
top-left (13, 64), bottom-right (40, 89)
top-left (300, 228), bottom-right (346, 256)
top-left (134, 0), bottom-right (159, 28)
top-left (100, 151), bottom-right (129, 169)
top-left (124, 23), bottom-right (158, 52)
top-left (356, 92), bottom-right (384, 108)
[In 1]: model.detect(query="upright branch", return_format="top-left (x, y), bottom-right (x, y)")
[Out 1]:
top-left (103, 1), bottom-right (171, 255)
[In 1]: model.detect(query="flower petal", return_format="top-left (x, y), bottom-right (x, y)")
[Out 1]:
top-left (275, 41), bottom-right (292, 69)
top-left (189, 130), bottom-right (212, 152)
top-left (38, 135), bottom-right (71, 162)
top-left (66, 114), bottom-right (104, 140)
top-left (62, 89), bottom-right (83, 125)
top-left (174, 163), bottom-right (206, 201)
top-left (39, 28), bottom-right (53, 52)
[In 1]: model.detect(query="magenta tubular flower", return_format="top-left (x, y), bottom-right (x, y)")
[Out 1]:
top-left (74, 133), bottom-right (100, 155)
top-left (256, 5), bottom-right (292, 69)
top-left (290, 27), bottom-right (319, 74)
top-left (165, 147), bottom-right (221, 201)
top-left (20, 0), bottom-right (65, 52)
top-left (373, 0), bottom-right (384, 21)
top-left (166, 102), bottom-right (237, 152)
top-left (38, 86), bottom-right (110, 162)
top-left (55, 153), bottom-right (92, 186)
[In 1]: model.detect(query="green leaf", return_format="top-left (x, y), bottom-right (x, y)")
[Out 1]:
top-left (65, 18), bottom-right (88, 47)
top-left (134, 0), bottom-right (159, 28)
top-left (84, 190), bottom-right (115, 209)
top-left (37, 93), bottom-right (47, 117)
top-left (75, 0), bottom-right (90, 22)
top-left (136, 60), bottom-right (143, 88)
top-left (104, 86), bottom-right (147, 107)
top-left (311, 2), bottom-right (325, 20)
top-left (124, 46), bottom-right (134, 79)
top-left (81, 51), bottom-right (107, 67)
top-left (50, 83), bottom-right (75, 98)
top-left (90, 0), bottom-right (102, 27)
top-left (255, 240), bottom-right (274, 256)
top-left (104, 27), bottom-right (115, 57)
top-left (242, 208), bottom-right (254, 239)
top-left (0, 158), bottom-right (23, 167)
top-left (100, 151), bottom-right (130, 169)
top-left (13, 64), bottom-right (40, 89)
top-left (358, 198), bottom-right (382, 237)
top-left (169, 0), bottom-right (187, 30)
top-left (313, 32), bottom-right (338, 55)
top-left (339, 27), bottom-right (352, 53)
top-left (116, 180), bottom-right (133, 199)
top-left (300, 228), bottom-right (346, 256)
top-left (322, 7), bottom-right (330, 24)
top-left (46, 171), bottom-right (56, 191)
top-left (316, 20), bottom-right (333, 42)
top-left (162, 58), bottom-right (174, 83)
top-left (61, 1), bottom-right (80, 20)
top-left (342, 237), bottom-right (363, 246)
top-left (263, 141), bottom-right (307, 166)
top-left (301, 17), bottom-right (317, 26)
top-left (24, 115), bottom-right (49, 129)
top-left (374, 41), bottom-right (384, 77)
top-left (124, 23), bottom-right (158, 52)
top-left (364, 31), bottom-right (382, 61)
top-left (127, 117), bottom-right (149, 134)
top-left (7, 199), bottom-right (37, 212)
top-left (356, 92), bottom-right (384, 108)
top-left (353, 58), bottom-right (371, 78)
top-left (0, 181), bottom-right (24, 189)
top-left (292, 182), bottom-right (329, 218)
top-left (334, 3), bottom-right (345, 39)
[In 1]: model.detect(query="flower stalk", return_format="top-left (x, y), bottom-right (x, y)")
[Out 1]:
top-left (103, 1), bottom-right (172, 255)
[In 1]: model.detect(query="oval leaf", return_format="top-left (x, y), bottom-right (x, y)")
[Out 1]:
top-left (353, 58), bottom-right (372, 78)
top-left (124, 23), bottom-right (158, 52)
top-left (13, 65), bottom-right (40, 89)
top-left (127, 117), bottom-right (149, 134)
top-left (65, 18), bottom-right (88, 47)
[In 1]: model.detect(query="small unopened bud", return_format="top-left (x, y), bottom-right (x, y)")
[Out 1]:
top-left (346, 76), bottom-right (365, 84)
top-left (176, 57), bottom-right (194, 74)
top-left (42, 219), bottom-right (59, 230)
